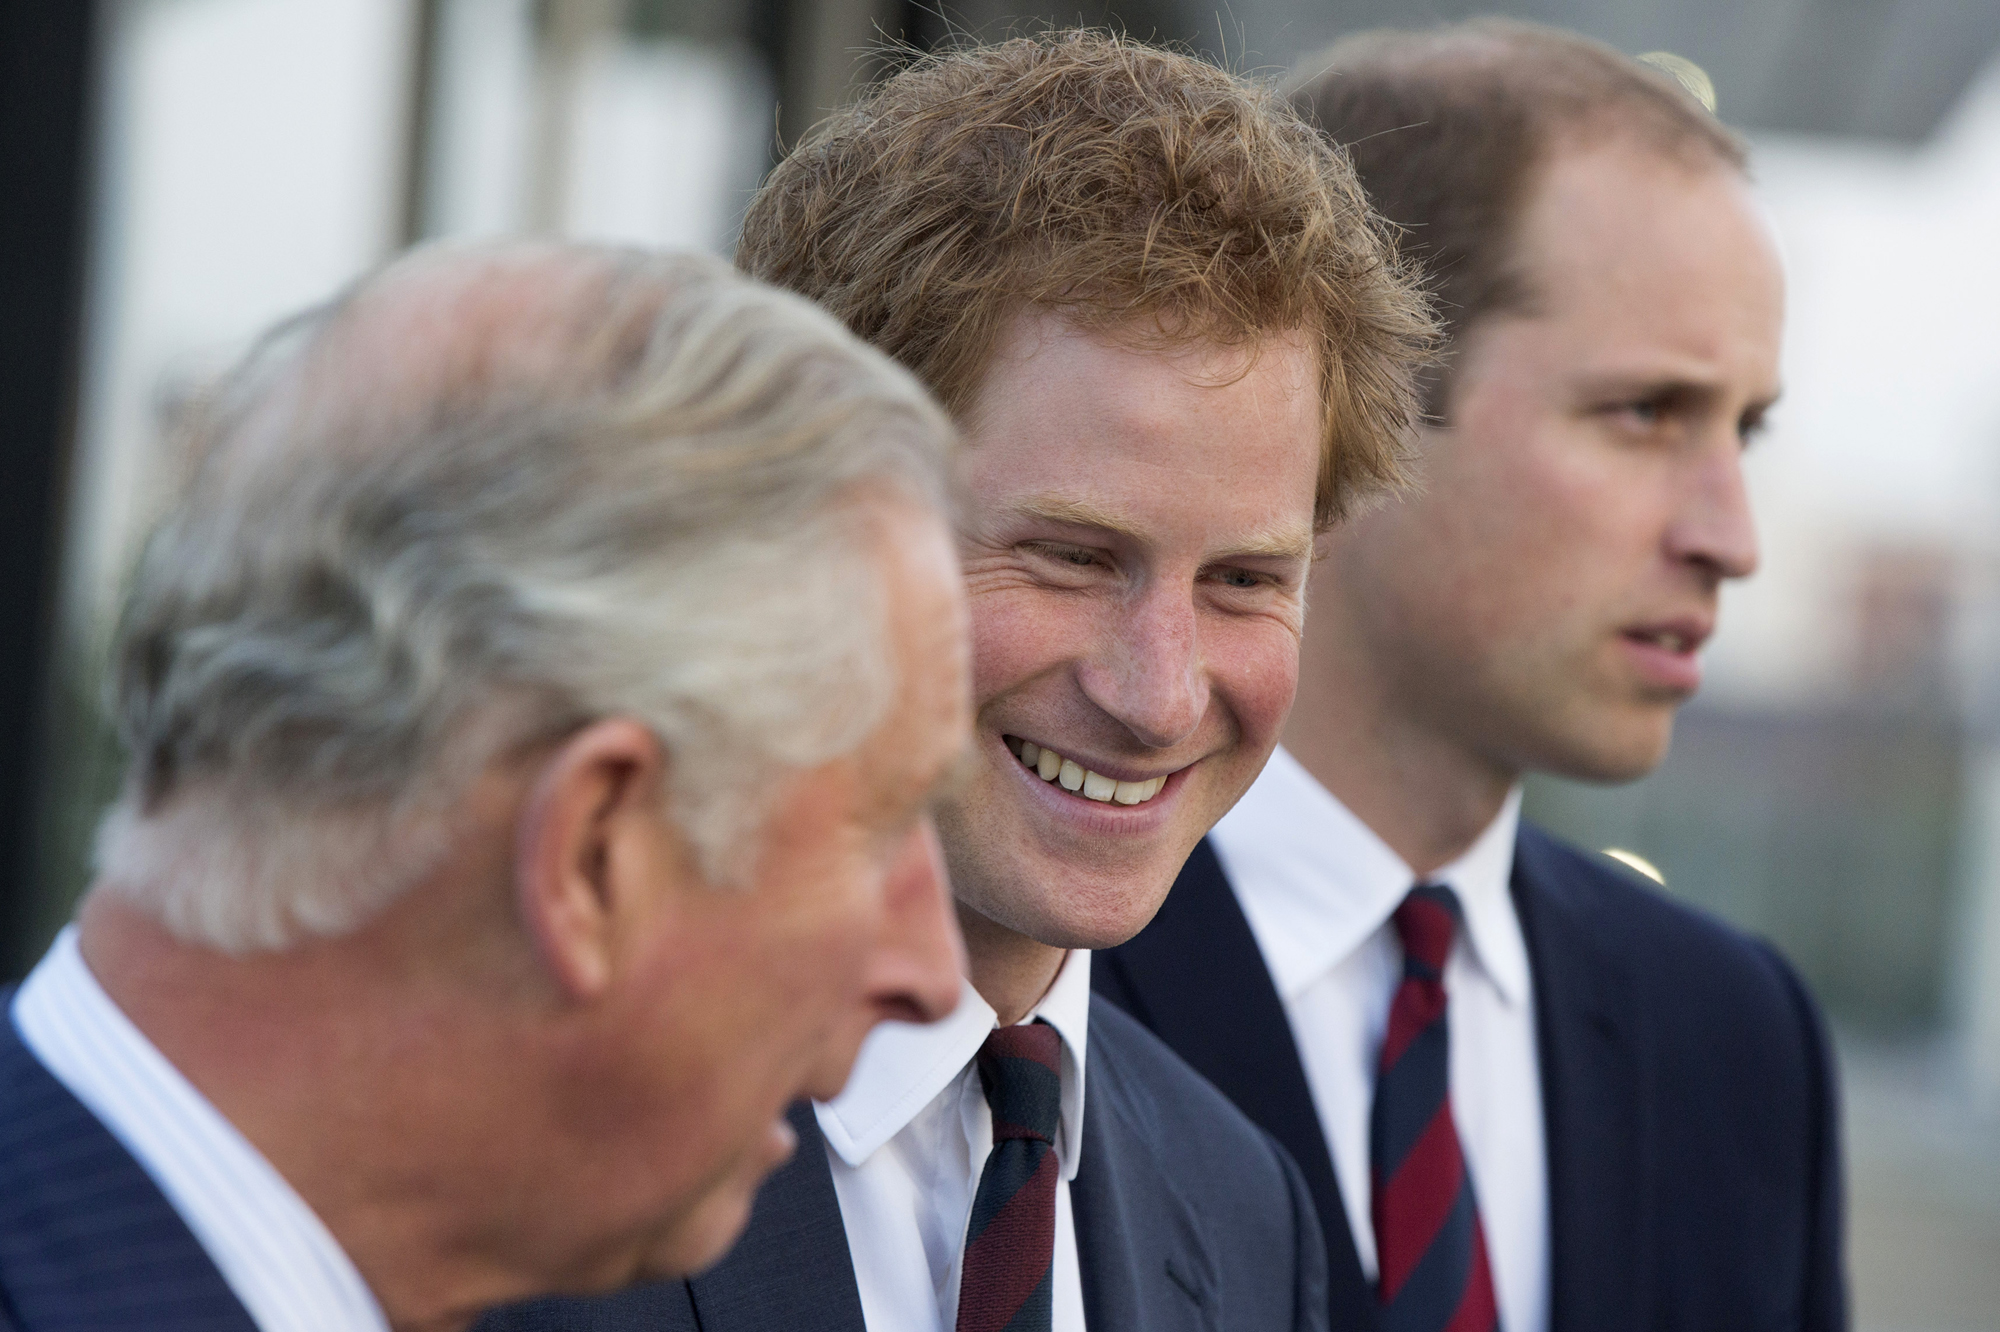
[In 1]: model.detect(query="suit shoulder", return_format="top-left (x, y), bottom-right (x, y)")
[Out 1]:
top-left (0, 1010), bottom-right (95, 1218)
top-left (0, 1005), bottom-right (260, 1330)
top-left (1087, 995), bottom-right (1297, 1183)
top-left (1084, 995), bottom-right (1327, 1325)
top-left (1516, 822), bottom-right (1826, 1040)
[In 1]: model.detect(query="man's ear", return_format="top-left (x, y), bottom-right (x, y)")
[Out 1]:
top-left (514, 717), bottom-right (672, 1000)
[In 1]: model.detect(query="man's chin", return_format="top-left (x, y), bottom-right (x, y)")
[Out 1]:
top-left (637, 1114), bottom-right (799, 1280)
top-left (639, 1185), bottom-right (760, 1281)
top-left (980, 871), bottom-right (1182, 951)
top-left (945, 806), bottom-right (1206, 949)
top-left (1534, 713), bottom-right (1678, 785)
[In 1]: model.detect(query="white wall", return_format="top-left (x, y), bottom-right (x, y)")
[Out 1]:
top-left (65, 0), bottom-right (415, 649)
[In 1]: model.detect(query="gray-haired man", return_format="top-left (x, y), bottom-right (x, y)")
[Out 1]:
top-left (0, 242), bottom-right (969, 1331)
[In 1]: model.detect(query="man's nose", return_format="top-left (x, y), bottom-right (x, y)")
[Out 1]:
top-left (1075, 583), bottom-right (1208, 749)
top-left (1668, 440), bottom-right (1760, 583)
top-left (862, 818), bottom-right (964, 1027)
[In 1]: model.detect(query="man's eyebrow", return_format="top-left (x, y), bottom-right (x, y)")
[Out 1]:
top-left (1007, 496), bottom-right (1315, 563)
top-left (1576, 371), bottom-right (1786, 422)
top-left (1574, 360), bottom-right (1744, 398)
top-left (1217, 524), bottom-right (1317, 564)
top-left (1007, 496), bottom-right (1148, 542)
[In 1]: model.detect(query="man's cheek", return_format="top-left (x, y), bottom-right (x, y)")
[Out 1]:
top-left (1213, 629), bottom-right (1304, 737)
top-left (968, 590), bottom-right (1092, 697)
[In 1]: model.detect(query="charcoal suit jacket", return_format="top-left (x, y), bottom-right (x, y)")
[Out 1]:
top-left (481, 995), bottom-right (1330, 1332)
top-left (0, 990), bottom-right (257, 1332)
top-left (1092, 824), bottom-right (1847, 1332)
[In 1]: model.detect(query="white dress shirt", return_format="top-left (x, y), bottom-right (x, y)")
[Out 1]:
top-left (818, 948), bottom-right (1092, 1332)
top-left (1210, 747), bottom-right (1549, 1332)
top-left (10, 927), bottom-right (391, 1332)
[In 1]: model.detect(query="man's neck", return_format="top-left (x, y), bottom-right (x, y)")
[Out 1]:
top-left (955, 903), bottom-right (1069, 1027)
top-left (1282, 658), bottom-right (1517, 879)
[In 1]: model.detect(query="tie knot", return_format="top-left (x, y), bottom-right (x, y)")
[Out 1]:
top-left (976, 1021), bottom-right (1063, 1146)
top-left (1391, 884), bottom-right (1460, 977)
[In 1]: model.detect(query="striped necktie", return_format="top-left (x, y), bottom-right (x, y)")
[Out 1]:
top-left (956, 1020), bottom-right (1062, 1332)
top-left (1371, 884), bottom-right (1500, 1332)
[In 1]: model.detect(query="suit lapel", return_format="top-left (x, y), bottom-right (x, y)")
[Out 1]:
top-left (1071, 1000), bottom-right (1221, 1332)
top-left (686, 1101), bottom-right (866, 1332)
top-left (1512, 827), bottom-right (1648, 1332)
top-left (1094, 839), bottom-right (1376, 1330)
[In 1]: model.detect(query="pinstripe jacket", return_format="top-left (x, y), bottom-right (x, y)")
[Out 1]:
top-left (0, 988), bottom-right (258, 1332)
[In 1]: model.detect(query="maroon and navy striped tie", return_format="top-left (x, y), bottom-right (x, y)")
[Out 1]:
top-left (956, 1020), bottom-right (1062, 1332)
top-left (1371, 885), bottom-right (1500, 1332)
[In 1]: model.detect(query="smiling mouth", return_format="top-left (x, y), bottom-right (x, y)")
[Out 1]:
top-left (1004, 737), bottom-right (1171, 806)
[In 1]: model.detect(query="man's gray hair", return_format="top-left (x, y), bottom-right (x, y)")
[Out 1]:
top-left (94, 241), bottom-right (955, 952)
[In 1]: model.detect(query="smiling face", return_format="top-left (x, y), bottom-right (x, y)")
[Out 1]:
top-left (937, 311), bottom-right (1321, 951)
top-left (1311, 138), bottom-right (1783, 784)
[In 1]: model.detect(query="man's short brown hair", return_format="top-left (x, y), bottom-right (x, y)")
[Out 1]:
top-left (1286, 18), bottom-right (1746, 416)
top-left (736, 30), bottom-right (1434, 528)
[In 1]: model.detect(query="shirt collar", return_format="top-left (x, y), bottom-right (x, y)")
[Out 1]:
top-left (10, 927), bottom-right (390, 1332)
top-left (816, 948), bottom-right (1092, 1181)
top-left (1210, 746), bottom-right (1530, 1007)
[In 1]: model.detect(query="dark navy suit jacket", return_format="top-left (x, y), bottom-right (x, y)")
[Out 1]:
top-left (1092, 825), bottom-right (1847, 1332)
top-left (482, 996), bottom-right (1330, 1332)
top-left (0, 989), bottom-right (258, 1332)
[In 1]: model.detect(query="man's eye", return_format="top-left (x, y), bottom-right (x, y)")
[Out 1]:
top-left (1622, 400), bottom-right (1663, 425)
top-left (1215, 568), bottom-right (1264, 589)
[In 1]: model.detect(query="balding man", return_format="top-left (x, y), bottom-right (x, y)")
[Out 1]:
top-left (0, 243), bottom-right (969, 1332)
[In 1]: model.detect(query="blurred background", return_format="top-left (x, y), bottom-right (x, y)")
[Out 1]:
top-left (1, 1), bottom-right (1995, 1326)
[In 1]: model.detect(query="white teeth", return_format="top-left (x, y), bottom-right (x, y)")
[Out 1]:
top-left (1011, 740), bottom-right (1170, 806)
